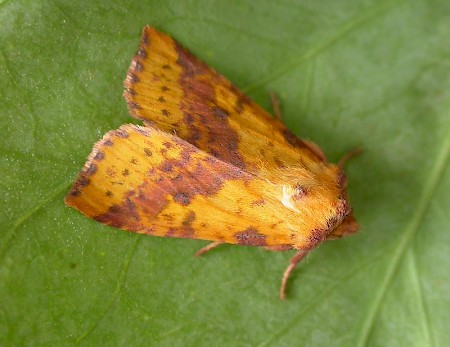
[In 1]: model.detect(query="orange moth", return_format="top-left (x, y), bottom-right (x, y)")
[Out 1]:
top-left (65, 26), bottom-right (360, 299)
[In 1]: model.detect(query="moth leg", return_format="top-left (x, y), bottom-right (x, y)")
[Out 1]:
top-left (270, 92), bottom-right (282, 120)
top-left (338, 147), bottom-right (363, 168)
top-left (195, 241), bottom-right (223, 257)
top-left (280, 249), bottom-right (309, 300)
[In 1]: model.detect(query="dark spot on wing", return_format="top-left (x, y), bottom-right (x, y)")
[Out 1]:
top-left (213, 107), bottom-right (229, 119)
top-left (160, 161), bottom-right (173, 172)
top-left (173, 192), bottom-right (190, 205)
top-left (68, 189), bottom-right (81, 197)
top-left (128, 74), bottom-right (139, 84)
top-left (128, 102), bottom-right (141, 110)
top-left (251, 198), bottom-right (265, 207)
top-left (95, 197), bottom-right (141, 229)
top-left (134, 61), bottom-right (143, 72)
top-left (94, 151), bottom-right (105, 161)
top-left (235, 227), bottom-right (266, 246)
top-left (137, 48), bottom-right (147, 59)
top-left (78, 177), bottom-right (90, 188)
top-left (144, 148), bottom-right (153, 156)
top-left (86, 163), bottom-right (97, 176)
top-left (116, 129), bottom-right (130, 138)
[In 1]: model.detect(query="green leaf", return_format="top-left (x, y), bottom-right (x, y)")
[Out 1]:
top-left (1, 0), bottom-right (449, 346)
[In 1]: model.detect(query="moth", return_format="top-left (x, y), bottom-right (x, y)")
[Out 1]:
top-left (65, 26), bottom-right (360, 299)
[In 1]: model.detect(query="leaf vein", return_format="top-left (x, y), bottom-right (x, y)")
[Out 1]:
top-left (409, 250), bottom-right (434, 347)
top-left (0, 180), bottom-right (72, 259)
top-left (75, 237), bottom-right (141, 345)
top-left (243, 0), bottom-right (403, 94)
top-left (356, 123), bottom-right (450, 347)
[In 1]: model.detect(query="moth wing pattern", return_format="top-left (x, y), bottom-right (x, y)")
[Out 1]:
top-left (124, 26), bottom-right (326, 176)
top-left (65, 124), bottom-right (326, 249)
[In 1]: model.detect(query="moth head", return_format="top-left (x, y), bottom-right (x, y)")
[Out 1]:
top-left (327, 212), bottom-right (359, 239)
top-left (279, 165), bottom-right (358, 249)
top-left (325, 168), bottom-right (359, 240)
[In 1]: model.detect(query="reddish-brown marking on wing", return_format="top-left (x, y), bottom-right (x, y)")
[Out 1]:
top-left (235, 227), bottom-right (267, 246)
top-left (93, 136), bottom-right (248, 233)
top-left (174, 42), bottom-right (246, 169)
top-left (123, 26), bottom-right (328, 177)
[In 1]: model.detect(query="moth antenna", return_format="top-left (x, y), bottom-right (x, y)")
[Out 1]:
top-left (270, 92), bottom-right (282, 120)
top-left (338, 147), bottom-right (363, 168)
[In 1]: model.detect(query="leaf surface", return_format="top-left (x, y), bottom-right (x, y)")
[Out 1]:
top-left (1, 0), bottom-right (449, 346)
